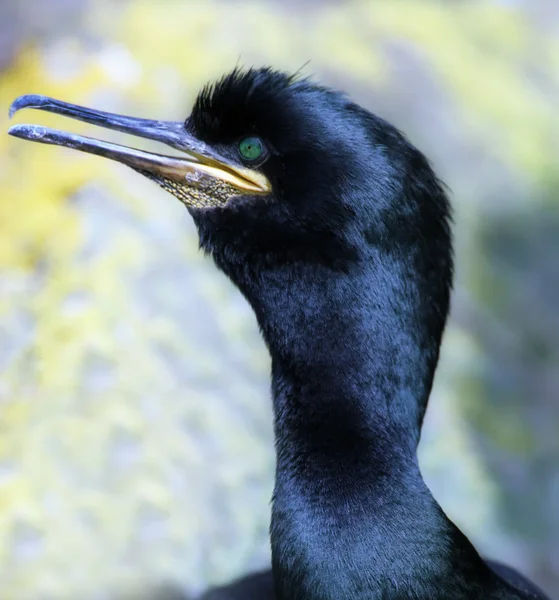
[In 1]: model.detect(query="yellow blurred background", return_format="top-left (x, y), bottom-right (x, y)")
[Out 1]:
top-left (1, 0), bottom-right (558, 598)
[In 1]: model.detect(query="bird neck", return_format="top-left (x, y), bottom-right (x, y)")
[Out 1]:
top-left (262, 257), bottom-right (436, 502)
top-left (238, 257), bottom-right (507, 599)
top-left (251, 255), bottom-right (439, 467)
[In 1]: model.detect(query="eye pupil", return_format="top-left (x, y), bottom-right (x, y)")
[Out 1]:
top-left (239, 136), bottom-right (265, 162)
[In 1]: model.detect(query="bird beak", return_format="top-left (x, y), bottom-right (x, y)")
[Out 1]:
top-left (8, 94), bottom-right (271, 204)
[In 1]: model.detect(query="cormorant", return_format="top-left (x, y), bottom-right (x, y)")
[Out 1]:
top-left (8, 67), bottom-right (551, 600)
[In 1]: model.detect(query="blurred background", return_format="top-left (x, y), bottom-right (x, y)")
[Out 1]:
top-left (1, 0), bottom-right (558, 598)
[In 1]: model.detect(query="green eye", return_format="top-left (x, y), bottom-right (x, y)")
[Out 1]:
top-left (238, 136), bottom-right (265, 163)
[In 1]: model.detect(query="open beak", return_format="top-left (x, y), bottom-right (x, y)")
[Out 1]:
top-left (8, 94), bottom-right (271, 207)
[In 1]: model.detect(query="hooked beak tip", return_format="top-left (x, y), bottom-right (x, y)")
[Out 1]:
top-left (9, 94), bottom-right (50, 120)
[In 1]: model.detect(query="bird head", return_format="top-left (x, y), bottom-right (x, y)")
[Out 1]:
top-left (8, 67), bottom-right (452, 354)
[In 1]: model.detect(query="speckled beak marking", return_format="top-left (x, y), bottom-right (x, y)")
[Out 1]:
top-left (8, 95), bottom-right (271, 209)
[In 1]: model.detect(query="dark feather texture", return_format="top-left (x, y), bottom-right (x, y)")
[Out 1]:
top-left (186, 68), bottom-right (549, 600)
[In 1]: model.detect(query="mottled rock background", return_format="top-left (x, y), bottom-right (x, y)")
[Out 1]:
top-left (0, 0), bottom-right (558, 598)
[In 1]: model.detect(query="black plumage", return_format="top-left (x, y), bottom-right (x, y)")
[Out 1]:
top-left (189, 68), bottom-right (548, 600)
top-left (8, 67), bottom-right (550, 600)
